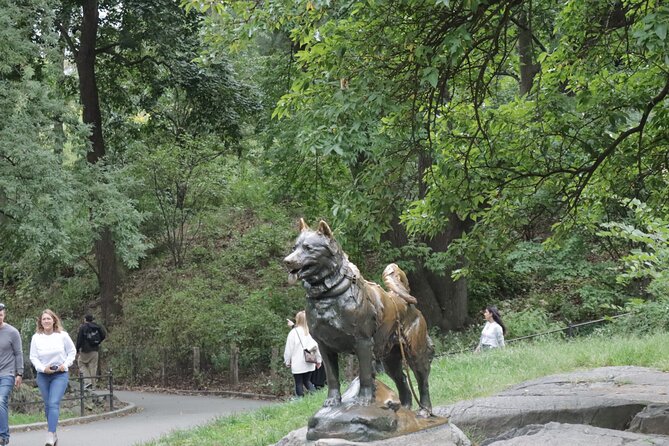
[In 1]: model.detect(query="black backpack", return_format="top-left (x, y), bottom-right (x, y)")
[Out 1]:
top-left (85, 325), bottom-right (103, 347)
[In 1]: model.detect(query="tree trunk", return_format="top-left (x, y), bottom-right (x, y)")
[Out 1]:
top-left (76, 0), bottom-right (120, 324)
top-left (385, 214), bottom-right (470, 331)
top-left (517, 10), bottom-right (538, 96)
top-left (77, 1), bottom-right (105, 163)
top-left (95, 228), bottom-right (121, 322)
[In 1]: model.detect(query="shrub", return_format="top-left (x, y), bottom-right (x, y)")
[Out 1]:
top-left (604, 297), bottom-right (669, 336)
top-left (504, 308), bottom-right (564, 340)
top-left (598, 199), bottom-right (669, 300)
top-left (431, 326), bottom-right (481, 355)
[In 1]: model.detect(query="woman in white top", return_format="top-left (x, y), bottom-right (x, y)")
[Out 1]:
top-left (475, 306), bottom-right (506, 352)
top-left (284, 311), bottom-right (322, 397)
top-left (29, 309), bottom-right (76, 446)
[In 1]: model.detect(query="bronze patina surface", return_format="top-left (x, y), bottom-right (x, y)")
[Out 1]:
top-left (307, 378), bottom-right (449, 442)
top-left (284, 219), bottom-right (444, 441)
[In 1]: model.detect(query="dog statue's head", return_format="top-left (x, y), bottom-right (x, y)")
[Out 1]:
top-left (284, 219), bottom-right (346, 291)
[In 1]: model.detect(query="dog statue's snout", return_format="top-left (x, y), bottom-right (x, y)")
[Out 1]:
top-left (283, 252), bottom-right (296, 269)
top-left (284, 252), bottom-right (299, 285)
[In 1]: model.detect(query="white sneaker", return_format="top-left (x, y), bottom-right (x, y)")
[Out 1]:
top-left (53, 432), bottom-right (58, 445)
top-left (45, 431), bottom-right (55, 446)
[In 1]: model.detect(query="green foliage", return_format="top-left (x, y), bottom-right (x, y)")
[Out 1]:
top-left (105, 183), bottom-right (306, 385)
top-left (598, 199), bottom-right (669, 299)
top-left (130, 136), bottom-right (230, 267)
top-left (0, 0), bottom-right (152, 297)
top-left (604, 297), bottom-right (669, 336)
top-left (431, 326), bottom-right (481, 355)
top-left (0, 0), bottom-right (89, 279)
top-left (503, 237), bottom-right (627, 322)
top-left (6, 0), bottom-right (669, 397)
top-left (184, 0), bottom-right (669, 334)
top-left (467, 256), bottom-right (528, 318)
top-left (504, 308), bottom-right (563, 340)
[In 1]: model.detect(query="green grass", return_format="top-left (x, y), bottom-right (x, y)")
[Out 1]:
top-left (9, 410), bottom-right (79, 426)
top-left (141, 332), bottom-right (669, 445)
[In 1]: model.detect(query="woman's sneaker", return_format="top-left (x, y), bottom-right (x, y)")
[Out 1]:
top-left (45, 431), bottom-right (55, 446)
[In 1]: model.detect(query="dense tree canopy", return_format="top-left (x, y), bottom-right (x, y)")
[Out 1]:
top-left (2, 0), bottom-right (668, 339)
top-left (182, 0), bottom-right (669, 327)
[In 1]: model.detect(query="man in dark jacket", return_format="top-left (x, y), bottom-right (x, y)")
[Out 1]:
top-left (75, 314), bottom-right (106, 389)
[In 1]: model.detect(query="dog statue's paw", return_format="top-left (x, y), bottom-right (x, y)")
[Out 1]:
top-left (416, 407), bottom-right (433, 418)
top-left (355, 397), bottom-right (374, 406)
top-left (354, 389), bottom-right (374, 406)
top-left (384, 399), bottom-right (401, 412)
top-left (323, 396), bottom-right (342, 407)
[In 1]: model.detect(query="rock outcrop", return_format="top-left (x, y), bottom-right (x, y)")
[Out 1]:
top-left (274, 366), bottom-right (669, 445)
top-left (436, 366), bottom-right (669, 440)
top-left (481, 422), bottom-right (669, 445)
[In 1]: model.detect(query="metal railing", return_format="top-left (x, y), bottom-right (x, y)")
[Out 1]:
top-left (441, 313), bottom-right (631, 357)
top-left (10, 370), bottom-right (115, 417)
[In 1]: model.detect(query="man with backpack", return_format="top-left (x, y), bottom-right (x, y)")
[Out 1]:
top-left (75, 313), bottom-right (106, 389)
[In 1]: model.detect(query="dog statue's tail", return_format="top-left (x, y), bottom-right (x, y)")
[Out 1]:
top-left (382, 263), bottom-right (418, 305)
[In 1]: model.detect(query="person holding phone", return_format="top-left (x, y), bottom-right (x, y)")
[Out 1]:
top-left (29, 309), bottom-right (76, 446)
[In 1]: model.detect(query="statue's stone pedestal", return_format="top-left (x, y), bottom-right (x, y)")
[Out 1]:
top-left (307, 379), bottom-right (449, 442)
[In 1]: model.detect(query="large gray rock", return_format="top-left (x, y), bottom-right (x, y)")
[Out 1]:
top-left (481, 422), bottom-right (669, 445)
top-left (629, 404), bottom-right (669, 435)
top-left (435, 366), bottom-right (669, 439)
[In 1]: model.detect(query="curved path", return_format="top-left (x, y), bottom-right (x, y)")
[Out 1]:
top-left (9, 390), bottom-right (274, 446)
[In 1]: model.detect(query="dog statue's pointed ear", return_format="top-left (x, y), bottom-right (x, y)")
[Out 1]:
top-left (299, 218), bottom-right (310, 232)
top-left (317, 220), bottom-right (333, 237)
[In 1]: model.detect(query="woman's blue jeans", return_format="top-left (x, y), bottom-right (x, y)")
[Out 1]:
top-left (0, 375), bottom-right (14, 442)
top-left (36, 371), bottom-right (69, 432)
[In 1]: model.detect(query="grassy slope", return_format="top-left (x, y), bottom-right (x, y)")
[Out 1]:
top-left (142, 332), bottom-right (669, 446)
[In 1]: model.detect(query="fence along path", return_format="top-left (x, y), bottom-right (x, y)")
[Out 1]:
top-left (11, 371), bottom-right (116, 418)
top-left (440, 312), bottom-right (630, 357)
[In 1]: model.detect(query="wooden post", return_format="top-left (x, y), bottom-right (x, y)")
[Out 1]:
top-left (270, 347), bottom-right (279, 379)
top-left (161, 349), bottom-right (166, 386)
top-left (230, 343), bottom-right (239, 385)
top-left (79, 372), bottom-right (85, 416)
top-left (193, 346), bottom-right (201, 376)
top-left (130, 348), bottom-right (135, 385)
top-left (108, 369), bottom-right (114, 411)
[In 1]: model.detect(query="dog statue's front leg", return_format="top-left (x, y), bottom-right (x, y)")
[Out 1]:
top-left (321, 347), bottom-right (342, 407)
top-left (354, 337), bottom-right (375, 405)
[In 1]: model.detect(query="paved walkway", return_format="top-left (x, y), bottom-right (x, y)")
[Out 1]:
top-left (9, 390), bottom-right (274, 446)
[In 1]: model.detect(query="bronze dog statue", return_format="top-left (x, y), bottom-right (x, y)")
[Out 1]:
top-left (284, 219), bottom-right (434, 416)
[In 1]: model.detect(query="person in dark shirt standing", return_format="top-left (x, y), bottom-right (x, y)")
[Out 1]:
top-left (75, 313), bottom-right (106, 389)
top-left (0, 303), bottom-right (23, 446)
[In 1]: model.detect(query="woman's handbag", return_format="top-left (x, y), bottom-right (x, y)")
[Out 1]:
top-left (303, 349), bottom-right (318, 364)
top-left (296, 329), bottom-right (319, 364)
